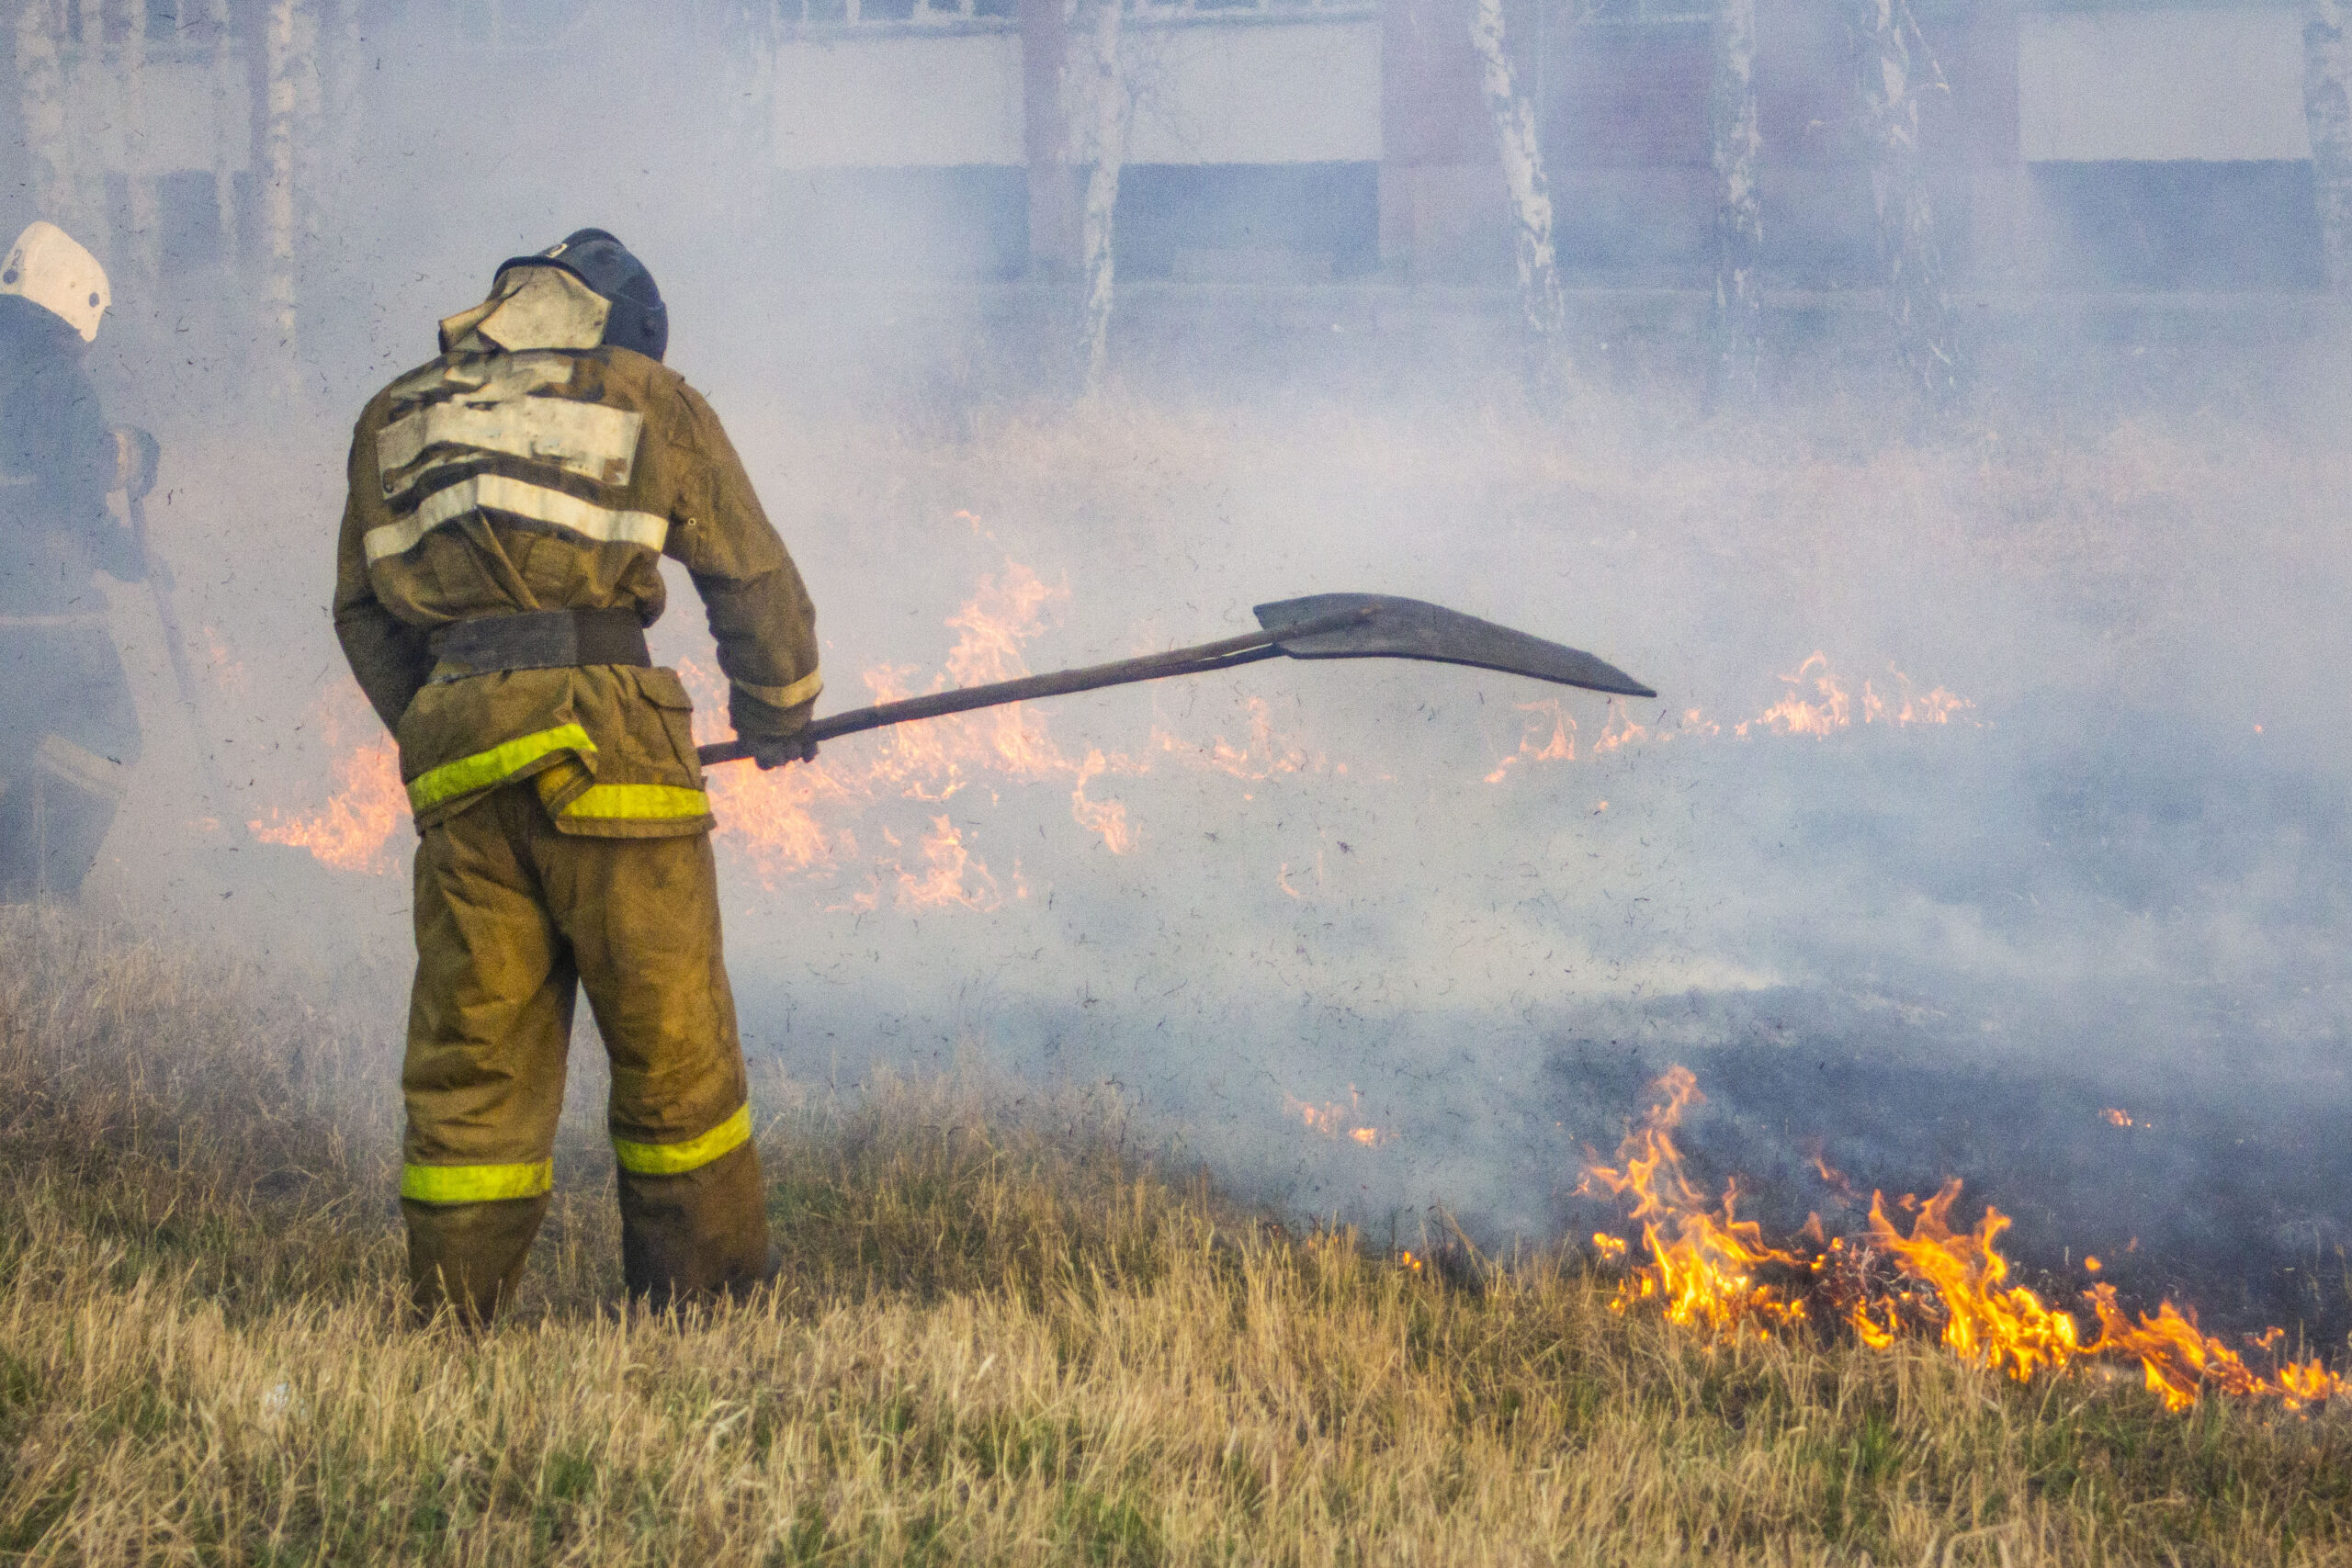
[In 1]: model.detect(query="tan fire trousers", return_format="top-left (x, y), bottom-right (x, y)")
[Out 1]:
top-left (401, 784), bottom-right (768, 1323)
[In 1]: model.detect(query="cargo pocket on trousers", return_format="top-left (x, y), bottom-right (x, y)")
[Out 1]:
top-left (636, 668), bottom-right (706, 785)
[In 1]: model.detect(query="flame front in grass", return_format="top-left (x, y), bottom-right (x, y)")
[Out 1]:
top-left (247, 681), bottom-right (409, 874)
top-left (696, 558), bottom-right (1149, 894)
top-left (2085, 1288), bottom-right (2347, 1412)
top-left (1486, 701), bottom-right (1576, 783)
top-left (1580, 1066), bottom-right (1810, 1335)
top-left (1862, 1180), bottom-right (2083, 1382)
top-left (250, 734), bottom-right (404, 874)
top-left (1487, 653), bottom-right (1976, 784)
top-left (889, 817), bottom-right (1002, 911)
top-left (265, 553), bottom-right (1329, 891)
top-left (1744, 653), bottom-right (1852, 737)
top-left (1587, 1065), bottom-right (2351, 1414)
top-left (1151, 694), bottom-right (1318, 783)
top-left (699, 554), bottom-right (1340, 899)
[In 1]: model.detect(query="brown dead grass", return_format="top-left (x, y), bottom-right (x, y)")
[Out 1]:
top-left (2, 905), bottom-right (2350, 1565)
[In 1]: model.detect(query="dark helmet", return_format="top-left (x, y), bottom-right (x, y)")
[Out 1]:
top-left (495, 228), bottom-right (668, 362)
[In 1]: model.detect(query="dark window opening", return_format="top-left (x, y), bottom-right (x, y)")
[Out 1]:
top-left (2033, 162), bottom-right (2323, 290)
top-left (158, 171), bottom-right (226, 275)
top-left (1112, 164), bottom-right (1380, 281)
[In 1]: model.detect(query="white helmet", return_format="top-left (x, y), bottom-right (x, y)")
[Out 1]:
top-left (0, 221), bottom-right (109, 343)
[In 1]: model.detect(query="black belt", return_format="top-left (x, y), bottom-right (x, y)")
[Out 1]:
top-left (429, 607), bottom-right (650, 680)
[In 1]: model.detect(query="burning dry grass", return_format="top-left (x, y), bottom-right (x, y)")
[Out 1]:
top-left (5, 908), bottom-right (2352, 1565)
top-left (1582, 1066), bottom-right (2350, 1416)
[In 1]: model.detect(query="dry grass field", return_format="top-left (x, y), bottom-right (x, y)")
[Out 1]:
top-left (4, 904), bottom-right (2351, 1566)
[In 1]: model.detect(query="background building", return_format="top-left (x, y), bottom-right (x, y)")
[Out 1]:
top-left (0, 0), bottom-right (2334, 395)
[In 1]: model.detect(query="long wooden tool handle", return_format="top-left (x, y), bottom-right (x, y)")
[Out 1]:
top-left (695, 606), bottom-right (1368, 768)
top-left (130, 494), bottom-right (201, 712)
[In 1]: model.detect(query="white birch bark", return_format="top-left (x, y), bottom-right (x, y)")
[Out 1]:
top-left (2307, 0), bottom-right (2352, 289)
top-left (263, 0), bottom-right (313, 388)
top-left (1853, 0), bottom-right (1959, 409)
top-left (1709, 0), bottom-right (1762, 412)
top-left (1469, 0), bottom-right (1566, 355)
top-left (1078, 0), bottom-right (1126, 397)
top-left (16, 0), bottom-right (82, 236)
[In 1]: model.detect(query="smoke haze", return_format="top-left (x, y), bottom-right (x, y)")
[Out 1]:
top-left (34, 2), bottom-right (2352, 1346)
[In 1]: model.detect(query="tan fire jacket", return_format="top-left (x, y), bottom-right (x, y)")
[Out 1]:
top-left (333, 270), bottom-right (819, 839)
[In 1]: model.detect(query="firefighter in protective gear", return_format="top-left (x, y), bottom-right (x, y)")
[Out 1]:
top-left (0, 220), bottom-right (148, 901)
top-left (332, 229), bottom-right (820, 1323)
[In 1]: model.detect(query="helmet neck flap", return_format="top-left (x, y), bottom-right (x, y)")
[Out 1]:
top-left (491, 228), bottom-right (667, 362)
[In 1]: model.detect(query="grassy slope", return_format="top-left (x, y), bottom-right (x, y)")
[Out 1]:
top-left (0, 908), bottom-right (2347, 1566)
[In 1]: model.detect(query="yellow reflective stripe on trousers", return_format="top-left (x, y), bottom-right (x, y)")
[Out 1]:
top-left (406, 723), bottom-right (595, 814)
top-left (612, 1104), bottom-right (752, 1177)
top-left (557, 784), bottom-right (710, 820)
top-left (400, 1158), bottom-right (553, 1204)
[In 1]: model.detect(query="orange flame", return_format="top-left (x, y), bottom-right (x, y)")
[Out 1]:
top-left (1577, 1066), bottom-right (1810, 1335)
top-left (250, 735), bottom-right (404, 874)
top-left (1585, 1066), bottom-right (2348, 1412)
top-left (692, 559), bottom-right (1155, 893)
top-left (1737, 655), bottom-right (1975, 739)
top-left (1486, 702), bottom-right (1575, 783)
top-left (1282, 1086), bottom-right (1388, 1147)
top-left (1741, 653), bottom-right (1853, 737)
top-left (2084, 1290), bottom-right (2344, 1412)
top-left (1150, 694), bottom-right (1319, 783)
top-left (1488, 655), bottom-right (1977, 784)
top-left (248, 683), bottom-right (407, 874)
top-left (888, 817), bottom-right (1001, 911)
top-left (1862, 1180), bottom-right (2084, 1381)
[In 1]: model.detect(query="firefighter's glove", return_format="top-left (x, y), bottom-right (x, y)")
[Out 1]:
top-left (109, 426), bottom-right (160, 501)
top-left (751, 733), bottom-right (819, 771)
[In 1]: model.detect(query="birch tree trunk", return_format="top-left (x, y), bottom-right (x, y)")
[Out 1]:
top-left (1852, 0), bottom-right (1960, 410)
top-left (1708, 0), bottom-right (1762, 412)
top-left (263, 0), bottom-right (320, 389)
top-left (16, 0), bottom-right (84, 237)
top-left (1469, 0), bottom-right (1566, 368)
top-left (2307, 0), bottom-right (2352, 288)
top-left (1078, 0), bottom-right (1126, 397)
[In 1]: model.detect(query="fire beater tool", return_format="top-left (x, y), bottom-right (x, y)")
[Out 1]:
top-left (696, 593), bottom-right (1654, 767)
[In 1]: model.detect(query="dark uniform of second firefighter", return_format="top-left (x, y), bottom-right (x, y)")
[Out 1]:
top-left (332, 231), bottom-right (820, 1322)
top-left (0, 220), bottom-right (146, 901)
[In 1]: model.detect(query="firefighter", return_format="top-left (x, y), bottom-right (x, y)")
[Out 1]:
top-left (0, 220), bottom-right (148, 902)
top-left (332, 230), bottom-right (821, 1324)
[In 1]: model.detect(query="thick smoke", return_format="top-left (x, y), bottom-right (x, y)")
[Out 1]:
top-left (51, 5), bottom-right (2352, 1345)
